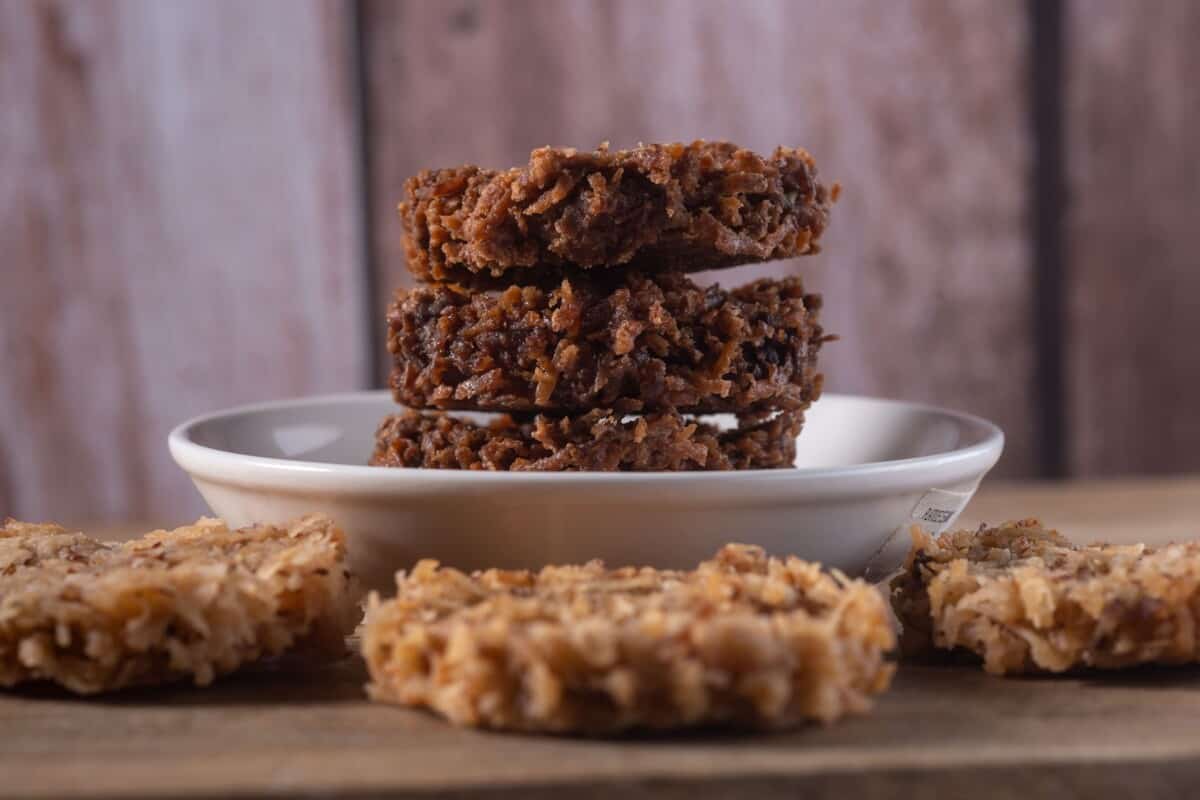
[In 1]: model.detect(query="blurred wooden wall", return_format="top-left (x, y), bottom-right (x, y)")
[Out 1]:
top-left (0, 0), bottom-right (368, 522)
top-left (2, 0), bottom-right (1198, 523)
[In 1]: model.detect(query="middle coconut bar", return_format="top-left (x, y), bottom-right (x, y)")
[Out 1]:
top-left (387, 271), bottom-right (827, 416)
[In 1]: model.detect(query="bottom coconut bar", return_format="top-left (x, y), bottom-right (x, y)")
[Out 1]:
top-left (891, 518), bottom-right (1200, 674)
top-left (369, 408), bottom-right (801, 471)
top-left (0, 515), bottom-right (357, 693)
top-left (361, 544), bottom-right (896, 733)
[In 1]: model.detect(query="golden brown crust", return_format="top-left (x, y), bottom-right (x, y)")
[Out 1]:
top-left (369, 408), bottom-right (802, 471)
top-left (0, 515), bottom-right (357, 693)
top-left (399, 141), bottom-right (835, 284)
top-left (387, 272), bottom-right (826, 415)
top-left (361, 545), bottom-right (895, 733)
top-left (891, 519), bottom-right (1200, 674)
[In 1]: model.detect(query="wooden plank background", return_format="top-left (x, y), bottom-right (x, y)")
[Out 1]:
top-left (1064, 0), bottom-right (1200, 476)
top-left (0, 0), bottom-right (367, 522)
top-left (2, 0), bottom-right (1197, 522)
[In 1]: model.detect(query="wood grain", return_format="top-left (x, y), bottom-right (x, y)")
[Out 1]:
top-left (361, 0), bottom-right (1037, 475)
top-left (0, 0), bottom-right (367, 522)
top-left (6, 480), bottom-right (1200, 799)
top-left (1063, 1), bottom-right (1200, 476)
top-left (8, 658), bottom-right (1200, 800)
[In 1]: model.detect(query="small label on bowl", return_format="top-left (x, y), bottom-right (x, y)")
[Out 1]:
top-left (909, 489), bottom-right (973, 533)
top-left (863, 488), bottom-right (977, 583)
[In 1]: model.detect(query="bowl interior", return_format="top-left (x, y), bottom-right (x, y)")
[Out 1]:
top-left (182, 392), bottom-right (997, 470)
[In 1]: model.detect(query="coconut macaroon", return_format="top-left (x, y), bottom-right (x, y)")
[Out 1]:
top-left (0, 514), bottom-right (357, 694)
top-left (370, 407), bottom-right (802, 471)
top-left (400, 141), bottom-right (835, 285)
top-left (892, 518), bottom-right (1200, 674)
top-left (386, 272), bottom-right (826, 416)
top-left (361, 544), bottom-right (895, 734)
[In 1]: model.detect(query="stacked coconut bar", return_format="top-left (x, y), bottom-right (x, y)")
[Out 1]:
top-left (370, 141), bottom-right (835, 471)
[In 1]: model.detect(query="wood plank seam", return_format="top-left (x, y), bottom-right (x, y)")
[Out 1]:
top-left (1029, 0), bottom-right (1068, 479)
top-left (349, 0), bottom-right (387, 390)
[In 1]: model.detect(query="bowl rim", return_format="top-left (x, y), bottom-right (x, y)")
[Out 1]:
top-left (168, 391), bottom-right (1005, 498)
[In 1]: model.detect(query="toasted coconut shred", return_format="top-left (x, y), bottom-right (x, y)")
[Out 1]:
top-left (0, 514), bottom-right (357, 693)
top-left (892, 518), bottom-right (1200, 674)
top-left (362, 544), bottom-right (895, 733)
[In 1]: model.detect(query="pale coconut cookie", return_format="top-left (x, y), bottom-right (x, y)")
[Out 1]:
top-left (891, 518), bottom-right (1200, 674)
top-left (0, 514), bottom-right (357, 694)
top-left (361, 544), bottom-right (896, 734)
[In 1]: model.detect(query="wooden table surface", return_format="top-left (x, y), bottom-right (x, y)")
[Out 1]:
top-left (6, 477), bottom-right (1200, 799)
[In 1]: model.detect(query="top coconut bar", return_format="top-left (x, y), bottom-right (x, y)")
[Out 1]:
top-left (399, 141), bottom-right (836, 284)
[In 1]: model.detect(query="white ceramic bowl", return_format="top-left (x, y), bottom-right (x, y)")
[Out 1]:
top-left (168, 391), bottom-right (1003, 592)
